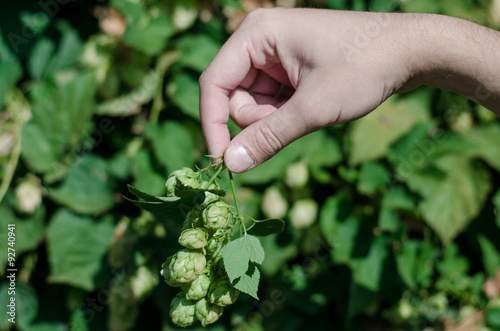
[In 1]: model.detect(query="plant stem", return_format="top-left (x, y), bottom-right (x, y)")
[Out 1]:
top-left (0, 132), bottom-right (21, 204)
top-left (149, 71), bottom-right (165, 124)
top-left (228, 171), bottom-right (245, 235)
top-left (204, 164), bottom-right (224, 189)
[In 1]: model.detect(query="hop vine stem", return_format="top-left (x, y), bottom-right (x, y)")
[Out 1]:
top-left (204, 163), bottom-right (224, 189)
top-left (228, 171), bottom-right (245, 236)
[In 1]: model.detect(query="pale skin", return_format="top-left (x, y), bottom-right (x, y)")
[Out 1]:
top-left (199, 8), bottom-right (500, 173)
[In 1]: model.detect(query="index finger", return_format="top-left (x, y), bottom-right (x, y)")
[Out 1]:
top-left (199, 30), bottom-right (255, 160)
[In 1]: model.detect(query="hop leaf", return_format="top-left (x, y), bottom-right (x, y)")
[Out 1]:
top-left (179, 228), bottom-right (208, 250)
top-left (169, 293), bottom-right (196, 327)
top-left (202, 201), bottom-right (232, 230)
top-left (195, 297), bottom-right (224, 326)
top-left (208, 276), bottom-right (240, 307)
top-left (182, 270), bottom-right (212, 300)
top-left (161, 249), bottom-right (206, 286)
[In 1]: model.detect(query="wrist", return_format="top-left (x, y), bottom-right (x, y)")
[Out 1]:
top-left (405, 14), bottom-right (500, 112)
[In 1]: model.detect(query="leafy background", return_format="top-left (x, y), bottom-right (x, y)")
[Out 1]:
top-left (1, 0), bottom-right (500, 330)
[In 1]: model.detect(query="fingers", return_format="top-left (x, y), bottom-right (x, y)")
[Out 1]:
top-left (199, 30), bottom-right (255, 159)
top-left (224, 91), bottom-right (311, 173)
top-left (228, 88), bottom-right (277, 127)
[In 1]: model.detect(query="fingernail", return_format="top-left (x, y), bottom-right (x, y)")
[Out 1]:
top-left (225, 145), bottom-right (255, 173)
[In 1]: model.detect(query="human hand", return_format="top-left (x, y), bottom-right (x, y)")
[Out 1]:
top-left (199, 8), bottom-right (500, 173)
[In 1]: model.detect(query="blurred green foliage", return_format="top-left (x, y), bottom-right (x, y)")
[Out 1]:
top-left (1, 0), bottom-right (500, 330)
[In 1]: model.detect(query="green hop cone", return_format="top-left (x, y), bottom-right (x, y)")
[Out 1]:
top-left (206, 230), bottom-right (228, 274)
top-left (195, 297), bottom-right (224, 327)
top-left (182, 270), bottom-right (212, 300)
top-left (206, 229), bottom-right (227, 254)
top-left (208, 276), bottom-right (240, 307)
top-left (202, 201), bottom-right (232, 230)
top-left (182, 205), bottom-right (204, 230)
top-left (165, 167), bottom-right (200, 197)
top-left (161, 249), bottom-right (206, 286)
top-left (170, 292), bottom-right (196, 327)
top-left (179, 228), bottom-right (208, 250)
top-left (203, 192), bottom-right (219, 206)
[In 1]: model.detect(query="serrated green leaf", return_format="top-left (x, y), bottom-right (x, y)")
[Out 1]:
top-left (127, 184), bottom-right (165, 202)
top-left (461, 124), bottom-right (500, 172)
top-left (44, 21), bottom-right (83, 74)
top-left (124, 195), bottom-right (198, 215)
top-left (349, 91), bottom-right (431, 165)
top-left (176, 34), bottom-right (220, 72)
top-left (486, 308), bottom-right (500, 328)
top-left (0, 28), bottom-right (23, 109)
top-left (96, 70), bottom-right (162, 116)
top-left (222, 235), bottom-right (265, 282)
top-left (70, 309), bottom-right (89, 331)
top-left (47, 209), bottom-right (114, 291)
top-left (494, 189), bottom-right (500, 229)
top-left (408, 156), bottom-right (491, 243)
top-left (347, 281), bottom-right (376, 320)
top-left (21, 70), bottom-right (97, 175)
top-left (0, 282), bottom-right (38, 330)
top-left (436, 243), bottom-right (469, 279)
top-left (232, 263), bottom-right (260, 300)
top-left (131, 149), bottom-right (165, 196)
top-left (353, 236), bottom-right (389, 291)
top-left (115, 0), bottom-right (175, 55)
top-left (395, 240), bottom-right (419, 288)
top-left (239, 130), bottom-right (342, 185)
top-left (247, 218), bottom-right (285, 237)
top-left (356, 161), bottom-right (388, 196)
top-left (145, 122), bottom-right (196, 174)
top-left (477, 235), bottom-right (500, 277)
top-left (378, 186), bottom-right (414, 232)
top-left (387, 122), bottom-right (433, 169)
top-left (299, 130), bottom-right (342, 167)
top-left (319, 196), bottom-right (360, 265)
top-left (49, 156), bottom-right (114, 215)
top-left (174, 181), bottom-right (225, 198)
top-left (167, 72), bottom-right (200, 120)
top-left (28, 37), bottom-right (55, 79)
top-left (0, 205), bottom-right (45, 273)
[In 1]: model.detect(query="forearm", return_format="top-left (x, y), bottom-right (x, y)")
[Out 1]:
top-left (405, 14), bottom-right (500, 113)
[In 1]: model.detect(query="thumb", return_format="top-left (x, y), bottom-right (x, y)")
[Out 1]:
top-left (224, 96), bottom-right (311, 173)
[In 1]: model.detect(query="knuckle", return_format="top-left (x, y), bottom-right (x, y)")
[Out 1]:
top-left (198, 70), bottom-right (209, 86)
top-left (242, 7), bottom-right (278, 27)
top-left (255, 122), bottom-right (283, 157)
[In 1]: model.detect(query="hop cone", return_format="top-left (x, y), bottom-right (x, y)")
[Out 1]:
top-left (203, 192), bottom-right (219, 205)
top-left (165, 168), bottom-right (200, 196)
top-left (195, 297), bottom-right (224, 326)
top-left (161, 249), bottom-right (206, 286)
top-left (182, 205), bottom-right (204, 230)
top-left (179, 228), bottom-right (208, 250)
top-left (182, 270), bottom-right (212, 300)
top-left (206, 230), bottom-right (227, 254)
top-left (208, 276), bottom-right (240, 307)
top-left (170, 292), bottom-right (196, 327)
top-left (202, 201), bottom-right (232, 230)
top-left (206, 230), bottom-right (228, 274)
